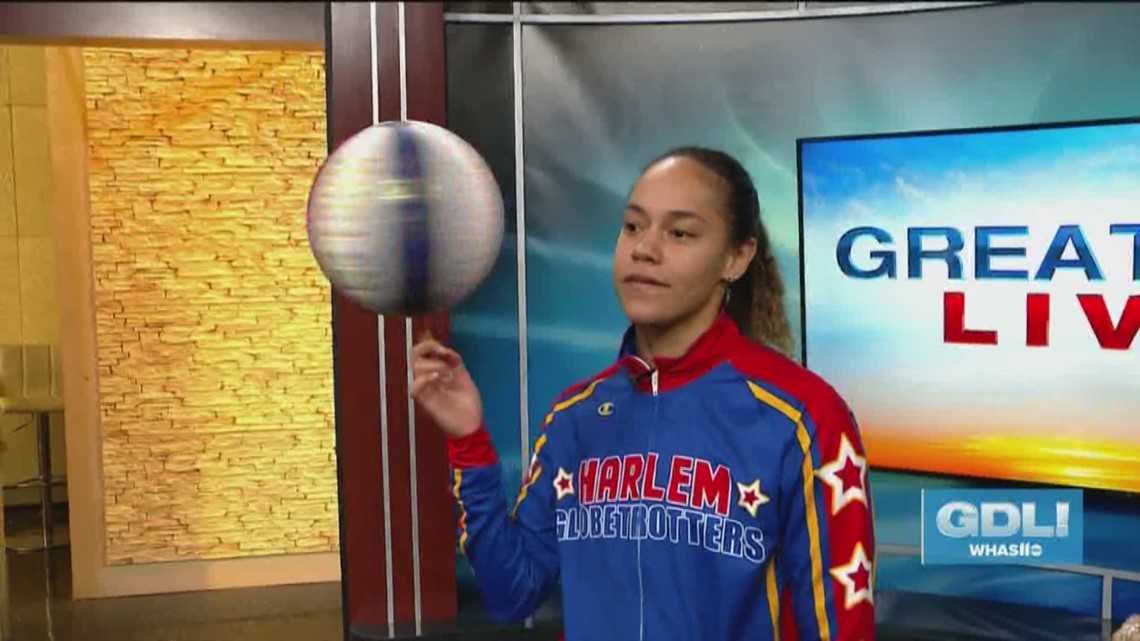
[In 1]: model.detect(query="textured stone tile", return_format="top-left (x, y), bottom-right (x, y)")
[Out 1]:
top-left (84, 48), bottom-right (334, 565)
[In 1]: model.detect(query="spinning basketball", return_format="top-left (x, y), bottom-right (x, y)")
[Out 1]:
top-left (306, 120), bottom-right (504, 315)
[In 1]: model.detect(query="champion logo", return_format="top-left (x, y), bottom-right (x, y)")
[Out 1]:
top-left (597, 402), bottom-right (615, 417)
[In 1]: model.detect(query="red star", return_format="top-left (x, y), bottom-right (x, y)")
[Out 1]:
top-left (836, 456), bottom-right (865, 494)
top-left (848, 561), bottom-right (871, 594)
top-left (736, 479), bottom-right (769, 517)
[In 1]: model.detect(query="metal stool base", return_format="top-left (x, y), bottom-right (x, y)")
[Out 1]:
top-left (1, 412), bottom-right (66, 553)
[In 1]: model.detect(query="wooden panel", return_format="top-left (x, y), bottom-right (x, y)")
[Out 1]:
top-left (330, 0), bottom-right (457, 631)
top-left (0, 2), bottom-right (323, 50)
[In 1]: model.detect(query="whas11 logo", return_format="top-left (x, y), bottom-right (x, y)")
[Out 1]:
top-left (921, 488), bottom-right (1084, 566)
top-left (836, 224), bottom-right (1140, 350)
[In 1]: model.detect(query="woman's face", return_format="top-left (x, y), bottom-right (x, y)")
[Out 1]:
top-left (613, 156), bottom-right (754, 330)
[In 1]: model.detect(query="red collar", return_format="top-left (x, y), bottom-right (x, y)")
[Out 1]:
top-left (617, 312), bottom-right (743, 394)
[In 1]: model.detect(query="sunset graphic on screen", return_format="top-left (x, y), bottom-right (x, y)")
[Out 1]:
top-left (799, 120), bottom-right (1140, 493)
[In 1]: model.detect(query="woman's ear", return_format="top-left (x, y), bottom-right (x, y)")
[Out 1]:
top-left (724, 237), bottom-right (758, 282)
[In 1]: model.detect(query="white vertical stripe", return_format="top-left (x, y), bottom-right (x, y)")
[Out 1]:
top-left (370, 3), bottom-right (396, 637)
top-left (512, 2), bottom-right (533, 630)
top-left (370, 3), bottom-right (380, 128)
top-left (399, 2), bottom-right (410, 123)
top-left (919, 489), bottom-right (925, 565)
top-left (397, 1), bottom-right (424, 634)
top-left (1103, 575), bottom-right (1113, 622)
top-left (405, 312), bottom-right (421, 636)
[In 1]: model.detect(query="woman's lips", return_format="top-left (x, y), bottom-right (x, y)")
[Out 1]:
top-left (623, 275), bottom-right (668, 287)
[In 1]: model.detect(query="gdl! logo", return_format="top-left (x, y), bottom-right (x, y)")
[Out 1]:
top-left (921, 489), bottom-right (1084, 566)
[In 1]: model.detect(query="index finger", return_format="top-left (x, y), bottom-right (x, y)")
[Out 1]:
top-left (412, 329), bottom-right (441, 358)
top-left (412, 329), bottom-right (459, 362)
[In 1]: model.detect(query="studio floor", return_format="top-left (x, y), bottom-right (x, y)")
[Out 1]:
top-left (4, 504), bottom-right (551, 641)
top-left (2, 505), bottom-right (1124, 641)
top-left (4, 504), bottom-right (336, 641)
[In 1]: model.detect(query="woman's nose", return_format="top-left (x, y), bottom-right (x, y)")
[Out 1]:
top-left (631, 232), bottom-right (662, 262)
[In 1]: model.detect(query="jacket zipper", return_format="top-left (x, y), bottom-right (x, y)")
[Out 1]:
top-left (633, 357), bottom-right (649, 641)
top-left (636, 363), bottom-right (659, 641)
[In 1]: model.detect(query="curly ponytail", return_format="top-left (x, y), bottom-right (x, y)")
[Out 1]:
top-left (729, 225), bottom-right (794, 357)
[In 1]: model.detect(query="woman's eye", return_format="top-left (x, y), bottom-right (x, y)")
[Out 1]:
top-left (670, 229), bottom-right (694, 239)
top-left (623, 222), bottom-right (639, 234)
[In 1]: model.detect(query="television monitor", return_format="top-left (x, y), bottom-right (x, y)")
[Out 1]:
top-left (798, 117), bottom-right (1140, 493)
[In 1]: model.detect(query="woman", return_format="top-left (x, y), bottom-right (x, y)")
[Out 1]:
top-left (411, 147), bottom-right (876, 641)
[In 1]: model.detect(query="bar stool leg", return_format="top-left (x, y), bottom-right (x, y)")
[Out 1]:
top-left (0, 462), bottom-right (9, 641)
top-left (36, 413), bottom-right (53, 550)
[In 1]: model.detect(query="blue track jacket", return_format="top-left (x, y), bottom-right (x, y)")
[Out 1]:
top-left (448, 313), bottom-right (876, 640)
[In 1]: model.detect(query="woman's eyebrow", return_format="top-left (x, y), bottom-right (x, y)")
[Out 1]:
top-left (625, 202), bottom-right (706, 223)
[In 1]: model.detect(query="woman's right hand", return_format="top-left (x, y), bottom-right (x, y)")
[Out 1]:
top-left (410, 332), bottom-right (484, 439)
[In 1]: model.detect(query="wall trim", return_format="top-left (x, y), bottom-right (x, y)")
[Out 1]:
top-left (444, 1), bottom-right (999, 24)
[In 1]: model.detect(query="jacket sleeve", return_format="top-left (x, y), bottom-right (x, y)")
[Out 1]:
top-left (777, 392), bottom-right (876, 641)
top-left (448, 420), bottom-right (561, 624)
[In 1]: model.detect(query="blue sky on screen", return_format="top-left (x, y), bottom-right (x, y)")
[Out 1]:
top-left (802, 123), bottom-right (1140, 215)
top-left (800, 121), bottom-right (1140, 452)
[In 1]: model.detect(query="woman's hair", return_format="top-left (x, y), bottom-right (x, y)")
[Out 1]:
top-left (642, 146), bottom-right (795, 357)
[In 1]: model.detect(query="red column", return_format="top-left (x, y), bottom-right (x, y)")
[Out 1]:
top-left (328, 2), bottom-right (457, 637)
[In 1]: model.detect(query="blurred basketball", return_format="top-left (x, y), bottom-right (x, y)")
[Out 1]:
top-left (306, 120), bottom-right (504, 315)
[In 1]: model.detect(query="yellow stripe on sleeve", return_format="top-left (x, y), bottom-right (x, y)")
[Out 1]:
top-left (747, 380), bottom-right (831, 641)
top-left (766, 557), bottom-right (781, 641)
top-left (453, 469), bottom-right (468, 554)
top-left (516, 378), bottom-right (608, 516)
